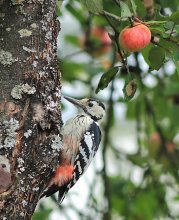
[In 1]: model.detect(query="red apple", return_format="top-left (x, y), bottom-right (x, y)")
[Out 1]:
top-left (119, 23), bottom-right (151, 52)
top-left (81, 26), bottom-right (112, 57)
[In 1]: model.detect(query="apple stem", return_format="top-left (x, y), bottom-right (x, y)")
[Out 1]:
top-left (133, 16), bottom-right (145, 25)
top-left (128, 17), bottom-right (134, 27)
top-left (102, 11), bottom-right (122, 23)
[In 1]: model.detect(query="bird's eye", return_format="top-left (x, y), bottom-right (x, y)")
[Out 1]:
top-left (88, 102), bottom-right (93, 107)
top-left (1, 164), bottom-right (6, 168)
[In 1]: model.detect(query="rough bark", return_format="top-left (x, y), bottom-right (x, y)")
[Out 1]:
top-left (0, 0), bottom-right (62, 219)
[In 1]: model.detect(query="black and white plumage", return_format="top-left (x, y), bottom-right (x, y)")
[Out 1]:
top-left (42, 97), bottom-right (105, 203)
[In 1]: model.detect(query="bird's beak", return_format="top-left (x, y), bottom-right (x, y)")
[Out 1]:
top-left (64, 96), bottom-right (85, 110)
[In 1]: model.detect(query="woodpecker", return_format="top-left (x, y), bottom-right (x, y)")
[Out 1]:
top-left (42, 96), bottom-right (105, 203)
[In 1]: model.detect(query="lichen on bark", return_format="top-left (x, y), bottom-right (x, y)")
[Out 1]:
top-left (0, 0), bottom-right (62, 219)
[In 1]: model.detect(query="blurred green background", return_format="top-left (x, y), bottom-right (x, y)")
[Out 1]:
top-left (33, 0), bottom-right (179, 219)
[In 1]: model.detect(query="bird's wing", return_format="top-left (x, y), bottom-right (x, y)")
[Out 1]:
top-left (58, 121), bottom-right (101, 203)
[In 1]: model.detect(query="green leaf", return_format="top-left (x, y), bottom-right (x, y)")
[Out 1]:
top-left (174, 195), bottom-right (179, 201)
top-left (164, 21), bottom-right (175, 30)
top-left (164, 81), bottom-right (179, 96)
top-left (159, 38), bottom-right (179, 74)
top-left (129, 0), bottom-right (137, 15)
top-left (32, 209), bottom-right (52, 220)
top-left (172, 47), bottom-right (179, 74)
top-left (80, 0), bottom-right (103, 14)
top-left (150, 26), bottom-right (166, 36)
top-left (141, 44), bottom-right (154, 66)
top-left (146, 20), bottom-right (168, 25)
top-left (159, 38), bottom-right (178, 52)
top-left (96, 67), bottom-right (119, 93)
top-left (148, 47), bottom-right (165, 70)
top-left (61, 61), bottom-right (85, 82)
top-left (175, 25), bottom-right (179, 33)
top-left (170, 11), bottom-right (179, 25)
top-left (120, 1), bottom-right (132, 18)
top-left (123, 77), bottom-right (137, 101)
top-left (65, 35), bottom-right (80, 47)
top-left (127, 154), bottom-right (148, 167)
top-left (135, 0), bottom-right (146, 17)
top-left (56, 0), bottom-right (63, 16)
top-left (66, 4), bottom-right (85, 24)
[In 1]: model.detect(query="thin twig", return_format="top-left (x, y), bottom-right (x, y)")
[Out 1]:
top-left (101, 11), bottom-right (130, 75)
top-left (61, 50), bottom-right (84, 60)
top-left (168, 23), bottom-right (175, 39)
top-left (101, 10), bottom-right (122, 23)
top-left (101, 80), bottom-right (114, 220)
top-left (144, 98), bottom-right (168, 157)
top-left (102, 11), bottom-right (118, 33)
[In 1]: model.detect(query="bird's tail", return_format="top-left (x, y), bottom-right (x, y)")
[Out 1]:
top-left (57, 185), bottom-right (69, 204)
top-left (40, 184), bottom-right (59, 199)
top-left (40, 184), bottom-right (69, 205)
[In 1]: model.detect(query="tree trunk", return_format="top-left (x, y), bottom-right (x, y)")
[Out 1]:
top-left (0, 0), bottom-right (61, 219)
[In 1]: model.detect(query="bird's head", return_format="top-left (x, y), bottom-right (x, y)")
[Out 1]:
top-left (64, 96), bottom-right (105, 121)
